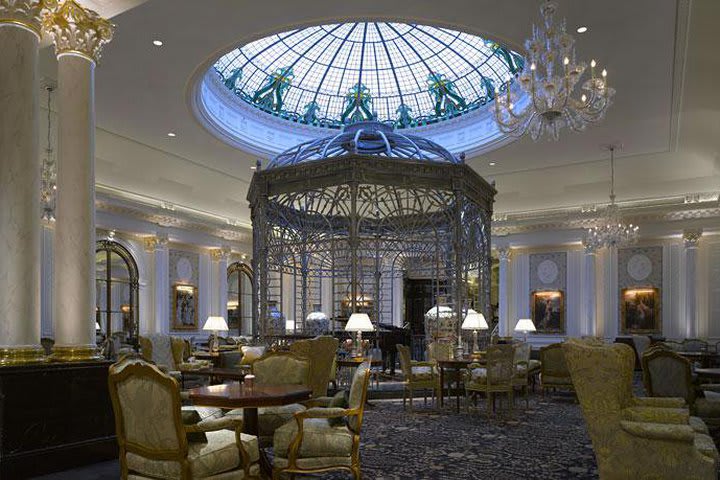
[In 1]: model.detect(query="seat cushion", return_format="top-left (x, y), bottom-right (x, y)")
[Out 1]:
top-left (410, 365), bottom-right (433, 380)
top-left (273, 456), bottom-right (352, 470)
top-left (239, 346), bottom-right (266, 366)
top-left (695, 398), bottom-right (720, 418)
top-left (468, 367), bottom-right (487, 382)
top-left (226, 403), bottom-right (306, 438)
top-left (273, 417), bottom-right (353, 459)
top-left (690, 416), bottom-right (710, 434)
top-left (542, 374), bottom-right (573, 386)
top-left (528, 359), bottom-right (541, 372)
top-left (126, 429), bottom-right (259, 479)
top-left (694, 433), bottom-right (720, 462)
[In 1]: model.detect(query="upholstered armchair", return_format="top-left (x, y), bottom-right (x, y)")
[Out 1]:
top-left (396, 344), bottom-right (438, 411)
top-left (539, 343), bottom-right (574, 396)
top-left (288, 335), bottom-right (339, 397)
top-left (108, 357), bottom-right (260, 479)
top-left (272, 362), bottom-right (371, 480)
top-left (139, 334), bottom-right (210, 383)
top-left (563, 341), bottom-right (718, 480)
top-left (427, 341), bottom-right (457, 403)
top-left (512, 342), bottom-right (531, 407)
top-left (642, 347), bottom-right (720, 426)
top-left (465, 344), bottom-right (515, 417)
top-left (226, 351), bottom-right (310, 446)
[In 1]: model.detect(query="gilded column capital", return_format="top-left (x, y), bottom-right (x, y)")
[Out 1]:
top-left (582, 238), bottom-right (598, 254)
top-left (211, 246), bottom-right (232, 262)
top-left (43, 0), bottom-right (113, 63)
top-left (683, 229), bottom-right (702, 249)
top-left (144, 234), bottom-right (168, 253)
top-left (0, 0), bottom-right (53, 36)
top-left (496, 247), bottom-right (511, 261)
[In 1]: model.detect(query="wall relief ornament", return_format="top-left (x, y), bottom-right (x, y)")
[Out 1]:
top-left (43, 0), bottom-right (113, 62)
top-left (537, 259), bottom-right (559, 284)
top-left (0, 0), bottom-right (53, 36)
top-left (627, 253), bottom-right (652, 282)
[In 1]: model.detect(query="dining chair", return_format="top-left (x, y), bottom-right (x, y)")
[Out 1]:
top-left (465, 344), bottom-right (515, 418)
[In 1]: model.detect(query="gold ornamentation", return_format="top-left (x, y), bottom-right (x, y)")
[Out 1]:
top-left (683, 229), bottom-right (702, 248)
top-left (0, 0), bottom-right (54, 37)
top-left (51, 345), bottom-right (102, 362)
top-left (143, 234), bottom-right (168, 253)
top-left (43, 0), bottom-right (113, 63)
top-left (210, 246), bottom-right (232, 262)
top-left (0, 345), bottom-right (46, 365)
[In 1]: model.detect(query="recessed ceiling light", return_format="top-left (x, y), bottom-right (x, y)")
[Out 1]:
top-left (167, 132), bottom-right (176, 137)
top-left (153, 39), bottom-right (163, 46)
top-left (489, 162), bottom-right (496, 166)
top-left (576, 26), bottom-right (588, 33)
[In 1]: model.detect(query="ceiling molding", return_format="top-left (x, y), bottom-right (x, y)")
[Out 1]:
top-left (669, 0), bottom-right (692, 151)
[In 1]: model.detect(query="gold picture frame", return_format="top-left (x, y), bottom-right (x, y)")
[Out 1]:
top-left (620, 287), bottom-right (660, 334)
top-left (530, 290), bottom-right (565, 334)
top-left (172, 283), bottom-right (198, 330)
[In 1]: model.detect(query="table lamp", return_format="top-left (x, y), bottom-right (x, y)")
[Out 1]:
top-left (461, 309), bottom-right (489, 356)
top-left (95, 321), bottom-right (101, 331)
top-left (203, 315), bottom-right (229, 353)
top-left (514, 318), bottom-right (537, 342)
top-left (345, 313), bottom-right (374, 357)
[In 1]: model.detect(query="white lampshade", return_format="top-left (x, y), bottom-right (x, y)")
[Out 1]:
top-left (285, 319), bottom-right (296, 332)
top-left (306, 311), bottom-right (328, 321)
top-left (514, 318), bottom-right (537, 333)
top-left (425, 305), bottom-right (454, 318)
top-left (203, 316), bottom-right (229, 332)
top-left (462, 310), bottom-right (489, 330)
top-left (95, 321), bottom-right (101, 331)
top-left (345, 313), bottom-right (374, 332)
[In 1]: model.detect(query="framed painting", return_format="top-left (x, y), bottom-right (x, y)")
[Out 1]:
top-left (620, 287), bottom-right (660, 334)
top-left (530, 290), bottom-right (565, 334)
top-left (172, 283), bottom-right (198, 330)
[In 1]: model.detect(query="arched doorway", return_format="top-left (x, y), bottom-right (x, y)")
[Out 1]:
top-left (95, 240), bottom-right (140, 345)
top-left (227, 262), bottom-right (253, 336)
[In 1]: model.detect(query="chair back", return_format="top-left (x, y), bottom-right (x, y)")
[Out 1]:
top-left (346, 362), bottom-right (371, 432)
top-left (252, 351), bottom-right (310, 386)
top-left (108, 357), bottom-right (187, 462)
top-left (486, 344), bottom-right (515, 385)
top-left (289, 335), bottom-right (339, 397)
top-left (540, 343), bottom-right (570, 378)
top-left (139, 334), bottom-right (185, 371)
top-left (396, 344), bottom-right (412, 377)
top-left (631, 335), bottom-right (652, 364)
top-left (427, 342), bottom-right (453, 362)
top-left (641, 348), bottom-right (694, 404)
top-left (513, 342), bottom-right (531, 365)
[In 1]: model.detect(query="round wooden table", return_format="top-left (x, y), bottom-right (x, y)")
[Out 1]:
top-left (437, 359), bottom-right (474, 413)
top-left (187, 383), bottom-right (312, 435)
top-left (678, 351), bottom-right (720, 368)
top-left (694, 368), bottom-right (720, 381)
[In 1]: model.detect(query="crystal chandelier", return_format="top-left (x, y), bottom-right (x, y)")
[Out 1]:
top-left (41, 84), bottom-right (57, 222)
top-left (585, 146), bottom-right (638, 249)
top-left (494, 0), bottom-right (615, 141)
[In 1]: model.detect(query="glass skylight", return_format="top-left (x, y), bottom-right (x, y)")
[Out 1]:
top-left (213, 22), bottom-right (524, 129)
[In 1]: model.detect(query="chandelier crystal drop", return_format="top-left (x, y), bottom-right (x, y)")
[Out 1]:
top-left (41, 85), bottom-right (57, 222)
top-left (494, 0), bottom-right (615, 141)
top-left (585, 146), bottom-right (638, 249)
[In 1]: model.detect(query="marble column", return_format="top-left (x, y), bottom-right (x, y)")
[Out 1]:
top-left (145, 234), bottom-right (169, 334)
top-left (211, 247), bottom-right (230, 318)
top-left (497, 247), bottom-right (511, 336)
top-left (684, 229), bottom-right (702, 339)
top-left (582, 242), bottom-right (598, 337)
top-left (0, 1), bottom-right (48, 364)
top-left (46, 1), bottom-right (113, 360)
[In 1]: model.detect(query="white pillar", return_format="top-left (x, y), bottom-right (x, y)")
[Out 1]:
top-left (41, 223), bottom-right (55, 339)
top-left (684, 229), bottom-right (702, 339)
top-left (0, 2), bottom-right (45, 364)
top-left (46, 2), bottom-right (113, 360)
top-left (582, 242), bottom-right (597, 337)
top-left (211, 247), bottom-right (230, 317)
top-left (145, 234), bottom-right (169, 334)
top-left (497, 247), bottom-right (511, 336)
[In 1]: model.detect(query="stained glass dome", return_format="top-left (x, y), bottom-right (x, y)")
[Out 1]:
top-left (213, 22), bottom-right (524, 129)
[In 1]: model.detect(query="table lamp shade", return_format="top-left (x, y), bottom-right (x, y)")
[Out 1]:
top-left (306, 311), bottom-right (328, 321)
top-left (203, 316), bottom-right (229, 331)
top-left (514, 318), bottom-right (536, 333)
top-left (95, 321), bottom-right (101, 331)
top-left (462, 310), bottom-right (488, 330)
top-left (425, 305), bottom-right (453, 318)
top-left (345, 313), bottom-right (374, 332)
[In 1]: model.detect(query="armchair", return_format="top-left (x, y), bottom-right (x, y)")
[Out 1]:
top-left (272, 362), bottom-right (371, 480)
top-left (288, 335), bottom-right (339, 397)
top-left (563, 341), bottom-right (718, 480)
top-left (139, 334), bottom-right (210, 381)
top-left (396, 344), bottom-right (438, 411)
top-left (464, 344), bottom-right (515, 418)
top-left (512, 342), bottom-right (531, 408)
top-left (108, 357), bottom-right (259, 479)
top-left (539, 343), bottom-right (574, 397)
top-left (226, 352), bottom-right (310, 446)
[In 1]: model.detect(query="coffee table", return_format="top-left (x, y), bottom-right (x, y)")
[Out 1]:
top-left (181, 367), bottom-right (246, 387)
top-left (187, 383), bottom-right (312, 435)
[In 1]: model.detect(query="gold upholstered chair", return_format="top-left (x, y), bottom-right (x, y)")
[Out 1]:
top-left (642, 347), bottom-right (720, 426)
top-left (139, 334), bottom-right (210, 388)
top-left (226, 351), bottom-right (310, 446)
top-left (108, 357), bottom-right (260, 479)
top-left (512, 342), bottom-right (532, 408)
top-left (464, 344), bottom-right (515, 417)
top-left (272, 362), bottom-right (371, 480)
top-left (288, 335), bottom-right (339, 397)
top-left (396, 344), bottom-right (439, 411)
top-left (563, 341), bottom-right (718, 480)
top-left (539, 342), bottom-right (574, 396)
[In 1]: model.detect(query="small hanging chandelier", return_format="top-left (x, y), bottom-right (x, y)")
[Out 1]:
top-left (494, 0), bottom-right (615, 140)
top-left (585, 145), bottom-right (638, 249)
top-left (41, 84), bottom-right (57, 222)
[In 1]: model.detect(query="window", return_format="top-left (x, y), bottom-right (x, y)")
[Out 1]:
top-left (227, 262), bottom-right (253, 335)
top-left (95, 240), bottom-right (139, 345)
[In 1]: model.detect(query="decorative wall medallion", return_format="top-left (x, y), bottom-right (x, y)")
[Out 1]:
top-left (627, 254), bottom-right (652, 281)
top-left (537, 259), bottom-right (559, 284)
top-left (176, 257), bottom-right (193, 281)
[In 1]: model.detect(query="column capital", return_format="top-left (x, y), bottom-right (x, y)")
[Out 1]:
top-left (210, 246), bottom-right (232, 262)
top-left (496, 247), bottom-right (511, 261)
top-left (0, 0), bottom-right (52, 37)
top-left (582, 238), bottom-right (599, 254)
top-left (144, 234), bottom-right (168, 253)
top-left (683, 229), bottom-right (702, 249)
top-left (43, 0), bottom-right (113, 63)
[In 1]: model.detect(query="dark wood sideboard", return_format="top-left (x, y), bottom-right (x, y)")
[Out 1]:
top-left (0, 361), bottom-right (117, 478)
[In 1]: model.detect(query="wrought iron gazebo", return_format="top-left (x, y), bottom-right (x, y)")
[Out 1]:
top-left (247, 121), bottom-right (496, 347)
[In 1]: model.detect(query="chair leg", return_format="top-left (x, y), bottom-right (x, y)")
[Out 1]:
top-left (487, 392), bottom-right (492, 418)
top-left (508, 390), bottom-right (514, 418)
top-left (402, 387), bottom-right (407, 410)
top-left (352, 465), bottom-right (362, 480)
top-left (409, 387), bottom-right (413, 412)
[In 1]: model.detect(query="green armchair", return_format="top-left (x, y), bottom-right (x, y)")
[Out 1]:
top-left (563, 341), bottom-right (718, 479)
top-left (272, 362), bottom-right (371, 480)
top-left (397, 344), bottom-right (439, 411)
top-left (539, 342), bottom-right (574, 396)
top-left (108, 357), bottom-right (259, 479)
top-left (289, 335), bottom-right (339, 397)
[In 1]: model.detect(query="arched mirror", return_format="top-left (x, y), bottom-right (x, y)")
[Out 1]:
top-left (227, 262), bottom-right (253, 336)
top-left (96, 240), bottom-right (140, 345)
